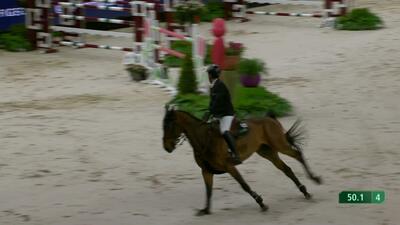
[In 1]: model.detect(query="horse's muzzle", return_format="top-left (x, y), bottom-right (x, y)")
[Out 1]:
top-left (163, 139), bottom-right (175, 153)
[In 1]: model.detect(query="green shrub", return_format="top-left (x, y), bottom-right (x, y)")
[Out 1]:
top-left (174, 0), bottom-right (205, 24)
top-left (177, 52), bottom-right (198, 95)
top-left (169, 86), bottom-right (292, 119)
top-left (9, 24), bottom-right (28, 36)
top-left (0, 34), bottom-right (32, 52)
top-left (238, 58), bottom-right (267, 76)
top-left (0, 25), bottom-right (32, 52)
top-left (52, 31), bottom-right (63, 38)
top-left (201, 1), bottom-right (225, 22)
top-left (336, 8), bottom-right (383, 30)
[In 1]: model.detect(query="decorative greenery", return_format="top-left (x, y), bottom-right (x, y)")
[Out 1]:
top-left (238, 58), bottom-right (267, 76)
top-left (52, 31), bottom-right (63, 38)
top-left (0, 25), bottom-right (32, 52)
top-left (201, 1), bottom-right (225, 22)
top-left (234, 87), bottom-right (292, 118)
top-left (174, 0), bottom-right (205, 24)
top-left (335, 8), bottom-right (384, 30)
top-left (177, 51), bottom-right (198, 95)
top-left (164, 40), bottom-right (211, 67)
top-left (169, 94), bottom-right (210, 119)
top-left (225, 41), bottom-right (245, 56)
top-left (169, 86), bottom-right (292, 119)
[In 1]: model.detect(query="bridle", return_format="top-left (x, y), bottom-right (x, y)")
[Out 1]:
top-left (176, 133), bottom-right (186, 146)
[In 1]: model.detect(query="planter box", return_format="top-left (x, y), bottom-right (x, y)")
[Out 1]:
top-left (126, 65), bottom-right (148, 82)
top-left (222, 55), bottom-right (240, 70)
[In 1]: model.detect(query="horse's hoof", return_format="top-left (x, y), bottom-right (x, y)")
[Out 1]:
top-left (305, 193), bottom-right (312, 200)
top-left (261, 204), bottom-right (269, 212)
top-left (196, 209), bottom-right (211, 216)
top-left (313, 176), bottom-right (323, 185)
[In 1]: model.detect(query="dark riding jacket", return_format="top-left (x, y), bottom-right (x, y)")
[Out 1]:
top-left (209, 79), bottom-right (234, 117)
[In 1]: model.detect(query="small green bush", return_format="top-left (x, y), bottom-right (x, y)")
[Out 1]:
top-left (201, 1), bottom-right (225, 22)
top-left (9, 24), bottom-right (28, 37)
top-left (238, 58), bottom-right (267, 76)
top-left (0, 25), bottom-right (32, 52)
top-left (169, 87), bottom-right (292, 119)
top-left (177, 52), bottom-right (198, 95)
top-left (174, 0), bottom-right (205, 24)
top-left (336, 8), bottom-right (383, 30)
top-left (0, 34), bottom-right (32, 52)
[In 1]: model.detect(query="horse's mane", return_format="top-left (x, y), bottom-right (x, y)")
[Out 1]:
top-left (163, 109), bottom-right (204, 131)
top-left (175, 110), bottom-right (203, 123)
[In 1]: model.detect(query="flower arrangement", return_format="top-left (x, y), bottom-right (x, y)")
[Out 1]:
top-left (225, 41), bottom-right (245, 56)
top-left (222, 41), bottom-right (245, 70)
top-left (174, 0), bottom-right (205, 24)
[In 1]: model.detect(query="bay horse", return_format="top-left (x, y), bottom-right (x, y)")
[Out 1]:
top-left (162, 106), bottom-right (321, 216)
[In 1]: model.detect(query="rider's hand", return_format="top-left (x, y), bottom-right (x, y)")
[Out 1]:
top-left (202, 112), bottom-right (210, 121)
top-left (207, 114), bottom-right (216, 123)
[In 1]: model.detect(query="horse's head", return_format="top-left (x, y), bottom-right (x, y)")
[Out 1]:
top-left (162, 105), bottom-right (184, 153)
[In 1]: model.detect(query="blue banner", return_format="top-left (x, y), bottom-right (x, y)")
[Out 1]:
top-left (0, 0), bottom-right (25, 31)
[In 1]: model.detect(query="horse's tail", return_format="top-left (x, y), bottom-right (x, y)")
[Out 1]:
top-left (265, 111), bottom-right (306, 152)
top-left (286, 119), bottom-right (306, 152)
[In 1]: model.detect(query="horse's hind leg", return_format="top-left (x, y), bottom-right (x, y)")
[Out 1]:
top-left (257, 145), bottom-right (312, 199)
top-left (226, 166), bottom-right (268, 211)
top-left (278, 144), bottom-right (322, 184)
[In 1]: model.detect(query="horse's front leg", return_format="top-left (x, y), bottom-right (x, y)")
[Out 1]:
top-left (196, 169), bottom-right (214, 216)
top-left (227, 166), bottom-right (268, 212)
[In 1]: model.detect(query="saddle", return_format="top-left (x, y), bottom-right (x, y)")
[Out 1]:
top-left (230, 117), bottom-right (249, 138)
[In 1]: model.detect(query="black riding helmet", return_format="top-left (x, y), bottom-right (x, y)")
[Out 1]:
top-left (207, 64), bottom-right (221, 79)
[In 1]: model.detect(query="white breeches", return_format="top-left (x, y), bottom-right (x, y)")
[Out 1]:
top-left (218, 116), bottom-right (234, 134)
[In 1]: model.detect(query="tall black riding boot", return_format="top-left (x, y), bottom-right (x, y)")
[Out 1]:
top-left (223, 131), bottom-right (242, 165)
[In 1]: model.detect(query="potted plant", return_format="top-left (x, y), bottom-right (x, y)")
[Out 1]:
top-left (223, 41), bottom-right (244, 70)
top-left (126, 64), bottom-right (148, 81)
top-left (238, 58), bottom-right (267, 87)
top-left (174, 0), bottom-right (205, 24)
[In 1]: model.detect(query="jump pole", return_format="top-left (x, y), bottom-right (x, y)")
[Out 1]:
top-left (231, 0), bottom-right (348, 20)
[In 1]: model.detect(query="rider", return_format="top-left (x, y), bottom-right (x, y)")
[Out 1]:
top-left (206, 64), bottom-right (241, 164)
